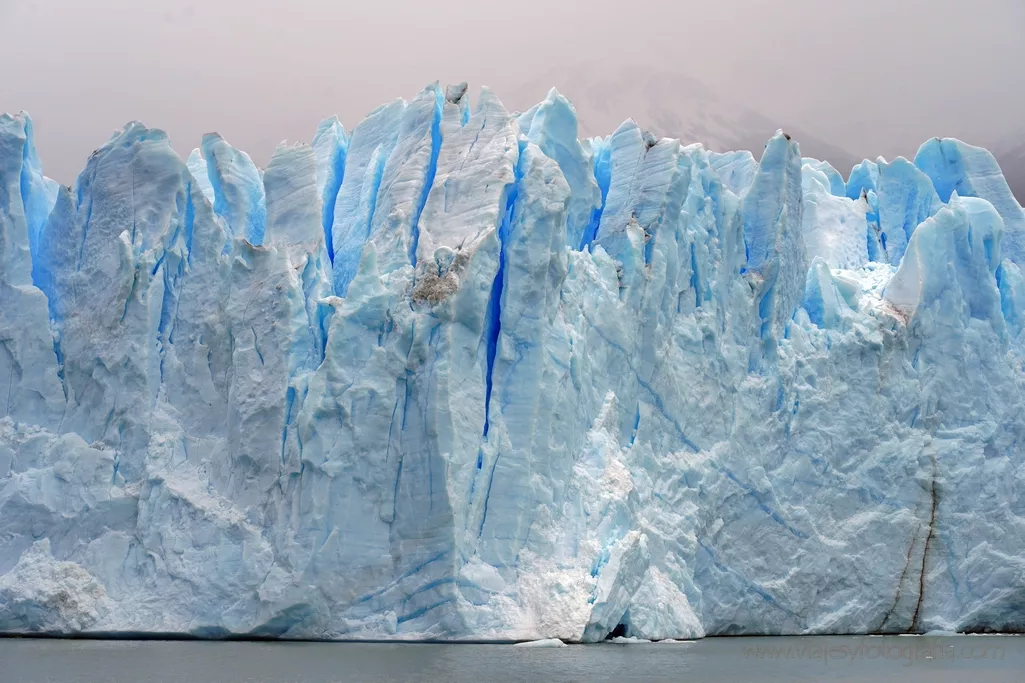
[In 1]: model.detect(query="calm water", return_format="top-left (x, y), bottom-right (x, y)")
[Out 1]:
top-left (2, 635), bottom-right (1023, 682)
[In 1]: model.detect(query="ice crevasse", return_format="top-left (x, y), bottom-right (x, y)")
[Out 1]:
top-left (1, 83), bottom-right (1024, 641)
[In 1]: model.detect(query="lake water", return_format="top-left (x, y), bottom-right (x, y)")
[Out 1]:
top-left (2, 635), bottom-right (1023, 682)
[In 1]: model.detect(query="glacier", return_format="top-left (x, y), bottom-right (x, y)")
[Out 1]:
top-left (1, 84), bottom-right (1025, 642)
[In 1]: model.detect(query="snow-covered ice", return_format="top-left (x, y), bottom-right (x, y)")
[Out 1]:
top-left (513, 638), bottom-right (567, 647)
top-left (1, 85), bottom-right (1024, 642)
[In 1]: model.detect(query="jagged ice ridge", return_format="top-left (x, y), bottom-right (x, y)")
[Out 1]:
top-left (1, 83), bottom-right (1025, 641)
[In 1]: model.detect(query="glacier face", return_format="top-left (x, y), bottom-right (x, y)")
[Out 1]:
top-left (1, 86), bottom-right (1025, 642)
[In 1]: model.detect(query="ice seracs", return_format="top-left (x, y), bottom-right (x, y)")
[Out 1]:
top-left (914, 138), bottom-right (1025, 265)
top-left (1, 86), bottom-right (1024, 642)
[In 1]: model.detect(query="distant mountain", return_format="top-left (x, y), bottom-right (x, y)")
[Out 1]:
top-left (995, 140), bottom-right (1025, 204)
top-left (505, 64), bottom-right (862, 178)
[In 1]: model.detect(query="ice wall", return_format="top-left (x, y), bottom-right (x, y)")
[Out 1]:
top-left (1, 86), bottom-right (1024, 641)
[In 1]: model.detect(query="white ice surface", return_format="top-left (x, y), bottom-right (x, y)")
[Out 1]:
top-left (1, 91), bottom-right (1025, 642)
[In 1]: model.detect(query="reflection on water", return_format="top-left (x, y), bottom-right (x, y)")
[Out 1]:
top-left (2, 634), bottom-right (1023, 683)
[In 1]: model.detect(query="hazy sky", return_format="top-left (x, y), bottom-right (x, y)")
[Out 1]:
top-left (2, 0), bottom-right (1023, 182)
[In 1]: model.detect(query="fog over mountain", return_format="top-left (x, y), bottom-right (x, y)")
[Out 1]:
top-left (1, 0), bottom-right (1021, 190)
top-left (505, 65), bottom-right (1025, 201)
top-left (506, 64), bottom-right (863, 179)
top-left (996, 139), bottom-right (1025, 203)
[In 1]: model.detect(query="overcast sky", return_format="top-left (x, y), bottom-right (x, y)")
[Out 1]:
top-left (2, 0), bottom-right (1023, 183)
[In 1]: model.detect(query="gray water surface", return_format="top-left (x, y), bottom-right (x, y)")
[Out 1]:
top-left (2, 635), bottom-right (1022, 682)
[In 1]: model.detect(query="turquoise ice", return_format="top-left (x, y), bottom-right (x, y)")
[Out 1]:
top-left (1, 88), bottom-right (1024, 641)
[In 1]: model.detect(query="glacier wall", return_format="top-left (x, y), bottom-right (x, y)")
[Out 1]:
top-left (1, 84), bottom-right (1025, 641)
